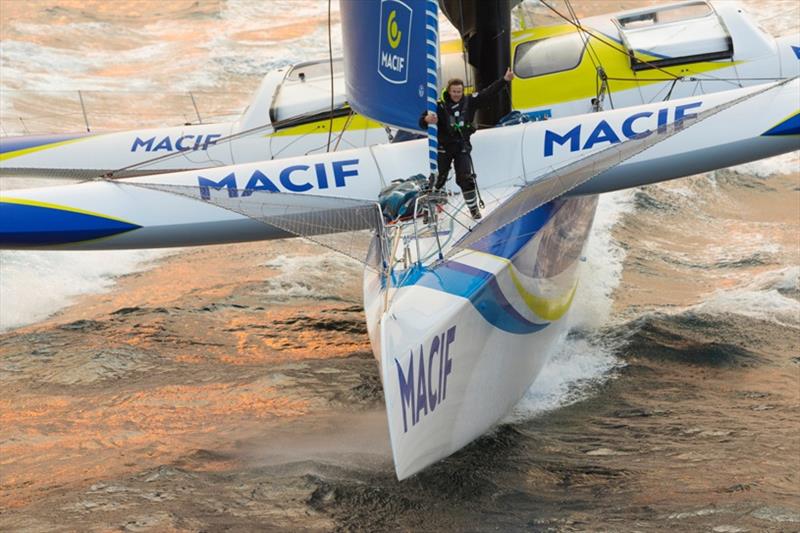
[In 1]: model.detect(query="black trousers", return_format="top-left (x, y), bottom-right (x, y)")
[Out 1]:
top-left (432, 144), bottom-right (476, 193)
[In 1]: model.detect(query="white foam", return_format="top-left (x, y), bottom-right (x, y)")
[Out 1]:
top-left (506, 333), bottom-right (621, 421)
top-left (729, 152), bottom-right (800, 178)
top-left (695, 267), bottom-right (800, 326)
top-left (569, 190), bottom-right (636, 329)
top-left (262, 252), bottom-right (361, 300)
top-left (511, 191), bottom-right (636, 420)
top-left (0, 249), bottom-right (171, 332)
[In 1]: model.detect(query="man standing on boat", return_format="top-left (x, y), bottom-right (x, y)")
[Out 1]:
top-left (420, 67), bottom-right (514, 220)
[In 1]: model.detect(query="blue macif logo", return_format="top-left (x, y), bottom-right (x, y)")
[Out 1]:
top-left (394, 325), bottom-right (456, 433)
top-left (196, 159), bottom-right (359, 200)
top-left (378, 0), bottom-right (413, 84)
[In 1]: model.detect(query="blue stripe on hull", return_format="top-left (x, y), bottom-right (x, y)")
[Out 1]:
top-left (394, 201), bottom-right (557, 334)
top-left (410, 260), bottom-right (548, 334)
top-left (0, 203), bottom-right (140, 246)
top-left (763, 111), bottom-right (800, 136)
top-left (446, 262), bottom-right (548, 334)
top-left (469, 202), bottom-right (555, 259)
top-left (0, 133), bottom-right (92, 155)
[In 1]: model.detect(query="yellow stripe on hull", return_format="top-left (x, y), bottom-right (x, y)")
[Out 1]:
top-left (464, 249), bottom-right (578, 322)
top-left (0, 136), bottom-right (96, 162)
top-left (268, 113), bottom-right (385, 137)
top-left (0, 196), bottom-right (137, 226)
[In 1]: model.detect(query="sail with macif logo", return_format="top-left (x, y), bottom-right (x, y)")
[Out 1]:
top-left (342, 0), bottom-right (440, 179)
top-left (341, 0), bottom-right (432, 133)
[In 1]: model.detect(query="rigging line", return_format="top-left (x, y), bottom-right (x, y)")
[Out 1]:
top-left (332, 108), bottom-right (355, 152)
top-left (449, 77), bottom-right (797, 258)
top-left (538, 0), bottom-right (682, 81)
top-left (605, 76), bottom-right (787, 83)
top-left (326, 0), bottom-right (335, 153)
top-left (605, 76), bottom-right (616, 110)
top-left (662, 77), bottom-right (679, 102)
top-left (564, 0), bottom-right (606, 107)
top-left (366, 144), bottom-right (388, 189)
top-left (99, 120), bottom-right (275, 180)
top-left (436, 200), bottom-right (474, 233)
top-left (566, 0), bottom-right (600, 69)
top-left (273, 129), bottom-right (319, 158)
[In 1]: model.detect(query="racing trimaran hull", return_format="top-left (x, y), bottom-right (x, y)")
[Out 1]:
top-left (364, 186), bottom-right (597, 478)
top-left (2, 80), bottom-right (797, 250)
top-left (2, 77), bottom-right (798, 479)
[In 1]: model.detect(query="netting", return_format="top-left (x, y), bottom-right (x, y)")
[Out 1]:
top-left (449, 78), bottom-right (795, 256)
top-left (129, 183), bottom-right (385, 269)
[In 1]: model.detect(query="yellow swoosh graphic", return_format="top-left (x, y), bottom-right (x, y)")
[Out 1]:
top-left (508, 267), bottom-right (578, 321)
top-left (0, 196), bottom-right (137, 226)
top-left (466, 249), bottom-right (578, 321)
top-left (0, 136), bottom-right (95, 162)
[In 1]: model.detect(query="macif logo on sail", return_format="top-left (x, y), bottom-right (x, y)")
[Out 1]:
top-left (378, 0), bottom-right (413, 84)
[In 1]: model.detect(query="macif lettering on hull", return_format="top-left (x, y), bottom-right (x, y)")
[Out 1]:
top-left (394, 325), bottom-right (456, 433)
top-left (543, 101), bottom-right (703, 157)
top-left (197, 159), bottom-right (359, 200)
top-left (131, 134), bottom-right (222, 153)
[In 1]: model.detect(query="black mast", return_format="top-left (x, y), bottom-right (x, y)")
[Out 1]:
top-left (439, 0), bottom-right (514, 127)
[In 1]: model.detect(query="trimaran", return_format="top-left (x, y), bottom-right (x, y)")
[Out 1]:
top-left (1, 0), bottom-right (798, 479)
top-left (1, 1), bottom-right (797, 178)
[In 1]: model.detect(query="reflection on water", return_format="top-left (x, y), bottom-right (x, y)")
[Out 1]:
top-left (0, 1), bottom-right (798, 530)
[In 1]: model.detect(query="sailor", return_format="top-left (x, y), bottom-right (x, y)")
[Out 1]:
top-left (420, 67), bottom-right (514, 220)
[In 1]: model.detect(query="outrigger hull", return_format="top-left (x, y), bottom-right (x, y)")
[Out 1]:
top-left (2, 80), bottom-right (798, 250)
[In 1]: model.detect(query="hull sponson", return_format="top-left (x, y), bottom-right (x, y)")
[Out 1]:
top-left (763, 110), bottom-right (800, 136)
top-left (0, 133), bottom-right (95, 161)
top-left (0, 199), bottom-right (140, 247)
top-left (2, 80), bottom-right (798, 251)
top-left (372, 196), bottom-right (598, 479)
top-left (569, 135), bottom-right (800, 195)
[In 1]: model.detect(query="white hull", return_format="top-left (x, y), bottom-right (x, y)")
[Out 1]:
top-left (1, 80), bottom-right (797, 250)
top-left (2, 1), bottom-right (796, 180)
top-left (364, 188), bottom-right (596, 479)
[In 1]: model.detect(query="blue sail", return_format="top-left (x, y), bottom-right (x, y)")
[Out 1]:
top-left (340, 0), bottom-right (439, 172)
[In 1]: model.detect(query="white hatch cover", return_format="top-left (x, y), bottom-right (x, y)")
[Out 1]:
top-left (613, 1), bottom-right (733, 71)
top-left (270, 58), bottom-right (348, 123)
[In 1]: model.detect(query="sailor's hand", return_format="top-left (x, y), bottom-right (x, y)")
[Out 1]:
top-left (423, 112), bottom-right (438, 125)
top-left (504, 67), bottom-right (514, 82)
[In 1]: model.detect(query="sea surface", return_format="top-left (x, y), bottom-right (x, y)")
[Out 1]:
top-left (1, 1), bottom-right (798, 531)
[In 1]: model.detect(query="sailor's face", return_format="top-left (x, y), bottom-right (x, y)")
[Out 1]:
top-left (448, 84), bottom-right (464, 102)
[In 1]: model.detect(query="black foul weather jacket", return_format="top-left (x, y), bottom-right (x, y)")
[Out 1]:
top-left (418, 77), bottom-right (508, 151)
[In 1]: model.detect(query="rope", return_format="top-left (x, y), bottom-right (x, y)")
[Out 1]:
top-left (326, 0), bottom-right (335, 152)
top-left (447, 76), bottom-right (797, 259)
top-left (539, 0), bottom-right (682, 80)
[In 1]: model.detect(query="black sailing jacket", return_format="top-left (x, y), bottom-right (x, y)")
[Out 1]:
top-left (418, 77), bottom-right (508, 150)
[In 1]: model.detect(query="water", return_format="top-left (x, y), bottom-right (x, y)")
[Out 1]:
top-left (1, 1), bottom-right (798, 530)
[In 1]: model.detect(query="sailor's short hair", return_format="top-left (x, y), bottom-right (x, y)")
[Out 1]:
top-left (446, 78), bottom-right (465, 90)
